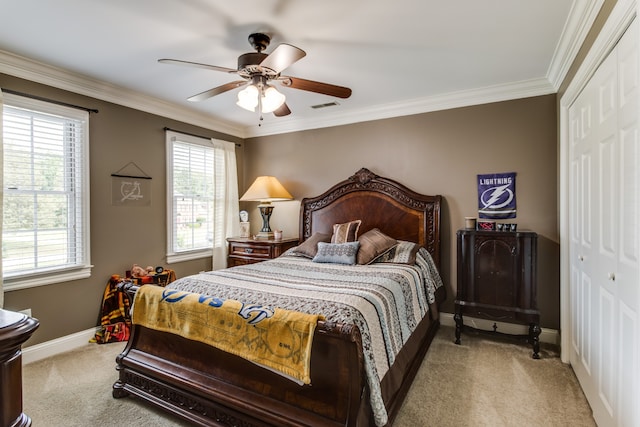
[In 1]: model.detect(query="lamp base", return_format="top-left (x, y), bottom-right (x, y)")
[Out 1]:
top-left (257, 203), bottom-right (275, 239)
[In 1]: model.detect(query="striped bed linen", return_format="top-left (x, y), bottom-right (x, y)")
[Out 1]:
top-left (167, 247), bottom-right (443, 427)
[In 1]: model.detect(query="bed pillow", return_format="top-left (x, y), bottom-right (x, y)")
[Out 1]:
top-left (290, 232), bottom-right (332, 258)
top-left (312, 241), bottom-right (360, 265)
top-left (331, 220), bottom-right (362, 243)
top-left (356, 228), bottom-right (398, 265)
top-left (372, 240), bottom-right (421, 265)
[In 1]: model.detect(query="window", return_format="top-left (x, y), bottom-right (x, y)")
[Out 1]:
top-left (2, 94), bottom-right (91, 290)
top-left (166, 131), bottom-right (228, 263)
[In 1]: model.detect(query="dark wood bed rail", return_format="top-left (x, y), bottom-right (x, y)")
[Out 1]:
top-left (115, 281), bottom-right (367, 427)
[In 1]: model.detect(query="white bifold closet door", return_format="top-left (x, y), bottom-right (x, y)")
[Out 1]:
top-left (568, 18), bottom-right (639, 427)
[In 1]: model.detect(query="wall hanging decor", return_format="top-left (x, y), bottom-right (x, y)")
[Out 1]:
top-left (111, 162), bottom-right (152, 207)
top-left (477, 172), bottom-right (516, 219)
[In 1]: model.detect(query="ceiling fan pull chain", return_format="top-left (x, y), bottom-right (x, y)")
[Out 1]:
top-left (258, 87), bottom-right (264, 126)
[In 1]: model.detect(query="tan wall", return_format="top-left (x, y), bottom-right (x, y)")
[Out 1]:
top-left (244, 95), bottom-right (560, 328)
top-left (1, 74), bottom-right (243, 345)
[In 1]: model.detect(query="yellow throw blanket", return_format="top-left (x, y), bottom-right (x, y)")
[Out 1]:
top-left (131, 285), bottom-right (323, 385)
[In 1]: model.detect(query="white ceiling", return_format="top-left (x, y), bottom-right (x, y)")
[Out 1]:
top-left (0, 0), bottom-right (601, 138)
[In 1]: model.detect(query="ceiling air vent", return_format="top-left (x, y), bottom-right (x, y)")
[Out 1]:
top-left (310, 101), bottom-right (340, 109)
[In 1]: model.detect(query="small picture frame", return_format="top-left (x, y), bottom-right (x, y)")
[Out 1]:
top-left (240, 221), bottom-right (250, 238)
top-left (477, 220), bottom-right (496, 231)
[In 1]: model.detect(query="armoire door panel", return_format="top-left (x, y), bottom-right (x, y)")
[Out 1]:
top-left (474, 239), bottom-right (516, 307)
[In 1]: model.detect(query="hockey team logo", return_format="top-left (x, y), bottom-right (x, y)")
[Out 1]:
top-left (477, 172), bottom-right (516, 219)
top-left (480, 183), bottom-right (514, 210)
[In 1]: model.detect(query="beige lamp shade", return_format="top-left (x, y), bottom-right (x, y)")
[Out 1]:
top-left (240, 176), bottom-right (293, 202)
top-left (240, 176), bottom-right (292, 239)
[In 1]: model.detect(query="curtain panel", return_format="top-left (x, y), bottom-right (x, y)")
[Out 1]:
top-left (0, 89), bottom-right (4, 308)
top-left (211, 139), bottom-right (240, 270)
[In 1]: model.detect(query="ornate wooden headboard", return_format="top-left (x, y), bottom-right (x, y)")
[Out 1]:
top-left (299, 168), bottom-right (442, 270)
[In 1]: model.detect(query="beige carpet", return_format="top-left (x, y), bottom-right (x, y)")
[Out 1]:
top-left (22, 326), bottom-right (595, 426)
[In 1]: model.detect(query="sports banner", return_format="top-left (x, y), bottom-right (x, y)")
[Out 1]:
top-left (477, 172), bottom-right (516, 219)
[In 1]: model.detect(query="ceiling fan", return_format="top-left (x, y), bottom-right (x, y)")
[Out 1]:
top-left (158, 33), bottom-right (352, 119)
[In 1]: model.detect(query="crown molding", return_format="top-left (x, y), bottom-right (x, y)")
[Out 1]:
top-left (547, 0), bottom-right (604, 90)
top-left (0, 50), bottom-right (245, 138)
top-left (245, 77), bottom-right (556, 138)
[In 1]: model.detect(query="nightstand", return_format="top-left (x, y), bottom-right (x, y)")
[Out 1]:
top-left (0, 309), bottom-right (39, 427)
top-left (227, 237), bottom-right (299, 267)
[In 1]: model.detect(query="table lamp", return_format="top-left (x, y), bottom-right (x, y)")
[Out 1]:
top-left (240, 176), bottom-right (293, 239)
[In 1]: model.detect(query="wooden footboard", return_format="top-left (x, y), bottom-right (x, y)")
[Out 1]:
top-left (113, 282), bottom-right (367, 427)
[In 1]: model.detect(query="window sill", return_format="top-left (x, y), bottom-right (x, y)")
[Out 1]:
top-left (4, 265), bottom-right (93, 292)
top-left (167, 249), bottom-right (213, 264)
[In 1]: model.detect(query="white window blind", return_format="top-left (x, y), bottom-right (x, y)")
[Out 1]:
top-left (2, 94), bottom-right (91, 289)
top-left (167, 131), bottom-right (222, 262)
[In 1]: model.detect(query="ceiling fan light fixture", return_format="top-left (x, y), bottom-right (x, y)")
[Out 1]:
top-left (236, 84), bottom-right (259, 111)
top-left (236, 83), bottom-right (286, 114)
top-left (261, 86), bottom-right (286, 113)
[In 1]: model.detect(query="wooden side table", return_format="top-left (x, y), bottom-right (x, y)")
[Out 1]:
top-left (227, 237), bottom-right (299, 267)
top-left (0, 309), bottom-right (39, 427)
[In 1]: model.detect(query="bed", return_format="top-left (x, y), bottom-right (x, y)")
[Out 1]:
top-left (113, 167), bottom-right (445, 427)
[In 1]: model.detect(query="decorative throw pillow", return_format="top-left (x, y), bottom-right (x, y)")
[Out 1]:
top-left (331, 220), bottom-right (362, 243)
top-left (290, 232), bottom-right (332, 258)
top-left (312, 241), bottom-right (360, 265)
top-left (372, 240), bottom-right (420, 265)
top-left (356, 228), bottom-right (398, 265)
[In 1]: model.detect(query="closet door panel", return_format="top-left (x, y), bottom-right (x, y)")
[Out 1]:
top-left (579, 271), bottom-right (593, 372)
top-left (568, 17), bottom-right (639, 427)
top-left (615, 20), bottom-right (639, 427)
top-left (598, 287), bottom-right (615, 417)
top-left (618, 304), bottom-right (638, 427)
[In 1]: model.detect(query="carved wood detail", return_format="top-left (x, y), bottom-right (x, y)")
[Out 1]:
top-left (114, 372), bottom-right (261, 427)
top-left (300, 168), bottom-right (442, 270)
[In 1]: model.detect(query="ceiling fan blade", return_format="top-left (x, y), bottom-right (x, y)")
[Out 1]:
top-left (187, 81), bottom-right (247, 102)
top-left (273, 103), bottom-right (291, 117)
top-left (279, 76), bottom-right (352, 99)
top-left (158, 59), bottom-right (237, 74)
top-left (260, 44), bottom-right (306, 74)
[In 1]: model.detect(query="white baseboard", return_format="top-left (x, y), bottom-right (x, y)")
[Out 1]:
top-left (439, 312), bottom-right (560, 346)
top-left (21, 327), bottom-right (97, 365)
